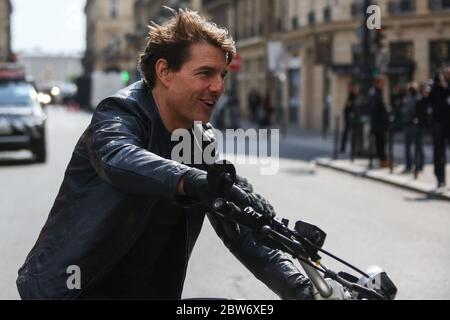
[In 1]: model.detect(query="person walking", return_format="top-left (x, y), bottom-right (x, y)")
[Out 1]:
top-left (368, 78), bottom-right (390, 168)
top-left (428, 70), bottom-right (450, 188)
top-left (340, 84), bottom-right (356, 154)
top-left (402, 82), bottom-right (422, 173)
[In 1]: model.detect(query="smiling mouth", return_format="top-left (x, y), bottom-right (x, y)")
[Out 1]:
top-left (200, 100), bottom-right (216, 109)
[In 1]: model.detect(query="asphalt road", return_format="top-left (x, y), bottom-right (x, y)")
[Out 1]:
top-left (1, 107), bottom-right (449, 300)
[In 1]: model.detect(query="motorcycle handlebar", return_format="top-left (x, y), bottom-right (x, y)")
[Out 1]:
top-left (216, 180), bottom-right (335, 300)
top-left (207, 164), bottom-right (392, 300)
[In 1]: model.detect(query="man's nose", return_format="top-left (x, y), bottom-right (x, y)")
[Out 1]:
top-left (209, 75), bottom-right (225, 94)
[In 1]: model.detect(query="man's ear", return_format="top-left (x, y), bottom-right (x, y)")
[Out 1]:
top-left (155, 58), bottom-right (172, 88)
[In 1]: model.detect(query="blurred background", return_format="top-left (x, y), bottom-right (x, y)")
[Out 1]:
top-left (0, 0), bottom-right (450, 300)
top-left (2, 0), bottom-right (450, 131)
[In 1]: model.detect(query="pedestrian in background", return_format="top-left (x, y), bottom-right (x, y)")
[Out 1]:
top-left (402, 82), bottom-right (421, 173)
top-left (353, 85), bottom-right (367, 156)
top-left (428, 70), bottom-right (450, 188)
top-left (340, 83), bottom-right (356, 154)
top-left (260, 90), bottom-right (274, 127)
top-left (248, 88), bottom-right (262, 125)
top-left (411, 82), bottom-right (431, 173)
top-left (368, 78), bottom-right (390, 168)
top-left (390, 84), bottom-right (407, 133)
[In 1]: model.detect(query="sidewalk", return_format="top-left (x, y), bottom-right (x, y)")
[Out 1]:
top-left (316, 157), bottom-right (450, 200)
top-left (225, 119), bottom-right (450, 200)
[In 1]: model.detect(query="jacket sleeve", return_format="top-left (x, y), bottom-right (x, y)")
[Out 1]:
top-left (81, 97), bottom-right (191, 200)
top-left (207, 212), bottom-right (311, 300)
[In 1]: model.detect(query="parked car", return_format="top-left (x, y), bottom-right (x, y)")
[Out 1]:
top-left (0, 64), bottom-right (47, 163)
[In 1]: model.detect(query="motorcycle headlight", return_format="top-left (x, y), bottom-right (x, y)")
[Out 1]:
top-left (357, 266), bottom-right (398, 300)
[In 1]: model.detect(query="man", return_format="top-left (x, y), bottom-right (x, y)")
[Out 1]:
top-left (368, 78), bottom-right (389, 168)
top-left (428, 69), bottom-right (450, 188)
top-left (340, 83), bottom-right (356, 154)
top-left (248, 88), bottom-right (262, 124)
top-left (402, 82), bottom-right (423, 173)
top-left (16, 9), bottom-right (313, 300)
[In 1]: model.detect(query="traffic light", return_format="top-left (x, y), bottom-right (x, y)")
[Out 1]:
top-left (120, 71), bottom-right (130, 84)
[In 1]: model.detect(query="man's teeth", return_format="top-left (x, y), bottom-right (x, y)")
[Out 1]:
top-left (203, 100), bottom-right (215, 106)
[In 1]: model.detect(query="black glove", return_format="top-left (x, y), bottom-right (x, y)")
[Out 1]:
top-left (235, 175), bottom-right (276, 220)
top-left (182, 168), bottom-right (216, 206)
top-left (284, 276), bottom-right (314, 300)
top-left (184, 170), bottom-right (276, 218)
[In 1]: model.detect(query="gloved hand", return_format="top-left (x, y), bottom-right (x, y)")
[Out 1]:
top-left (182, 168), bottom-right (216, 207)
top-left (284, 276), bottom-right (314, 300)
top-left (183, 170), bottom-right (276, 219)
top-left (235, 175), bottom-right (276, 220)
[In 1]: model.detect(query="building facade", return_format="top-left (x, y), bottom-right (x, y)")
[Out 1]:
top-left (127, 0), bottom-right (198, 81)
top-left (0, 0), bottom-right (13, 62)
top-left (83, 0), bottom-right (136, 74)
top-left (19, 54), bottom-right (83, 88)
top-left (201, 0), bottom-right (450, 130)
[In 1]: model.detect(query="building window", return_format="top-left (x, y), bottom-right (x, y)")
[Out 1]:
top-left (323, 6), bottom-right (332, 23)
top-left (351, 1), bottom-right (365, 17)
top-left (292, 16), bottom-right (299, 30)
top-left (110, 36), bottom-right (121, 55)
top-left (388, 0), bottom-right (416, 15)
top-left (110, 0), bottom-right (119, 19)
top-left (275, 0), bottom-right (286, 32)
top-left (315, 34), bottom-right (332, 65)
top-left (390, 42), bottom-right (414, 61)
top-left (429, 0), bottom-right (450, 10)
top-left (276, 18), bottom-right (284, 32)
top-left (308, 11), bottom-right (315, 26)
top-left (258, 22), bottom-right (264, 36)
top-left (430, 40), bottom-right (450, 74)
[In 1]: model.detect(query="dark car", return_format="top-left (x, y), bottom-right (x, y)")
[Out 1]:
top-left (0, 64), bottom-right (47, 163)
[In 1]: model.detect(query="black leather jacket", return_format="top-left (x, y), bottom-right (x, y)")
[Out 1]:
top-left (16, 81), bottom-right (310, 300)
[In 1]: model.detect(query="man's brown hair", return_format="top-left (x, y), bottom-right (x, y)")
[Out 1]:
top-left (139, 8), bottom-right (236, 89)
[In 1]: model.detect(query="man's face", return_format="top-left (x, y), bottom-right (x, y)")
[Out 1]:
top-left (165, 42), bottom-right (228, 126)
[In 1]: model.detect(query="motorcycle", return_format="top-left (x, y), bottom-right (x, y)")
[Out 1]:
top-left (204, 161), bottom-right (398, 300)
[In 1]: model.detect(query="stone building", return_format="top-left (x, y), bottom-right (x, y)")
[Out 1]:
top-left (0, 0), bottom-right (13, 62)
top-left (201, 0), bottom-right (450, 130)
top-left (126, 0), bottom-right (198, 81)
top-left (83, 0), bottom-right (136, 74)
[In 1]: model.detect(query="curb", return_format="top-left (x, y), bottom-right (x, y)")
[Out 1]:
top-left (315, 158), bottom-right (450, 201)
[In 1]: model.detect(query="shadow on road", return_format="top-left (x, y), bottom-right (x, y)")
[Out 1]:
top-left (404, 193), bottom-right (450, 203)
top-left (281, 167), bottom-right (317, 176)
